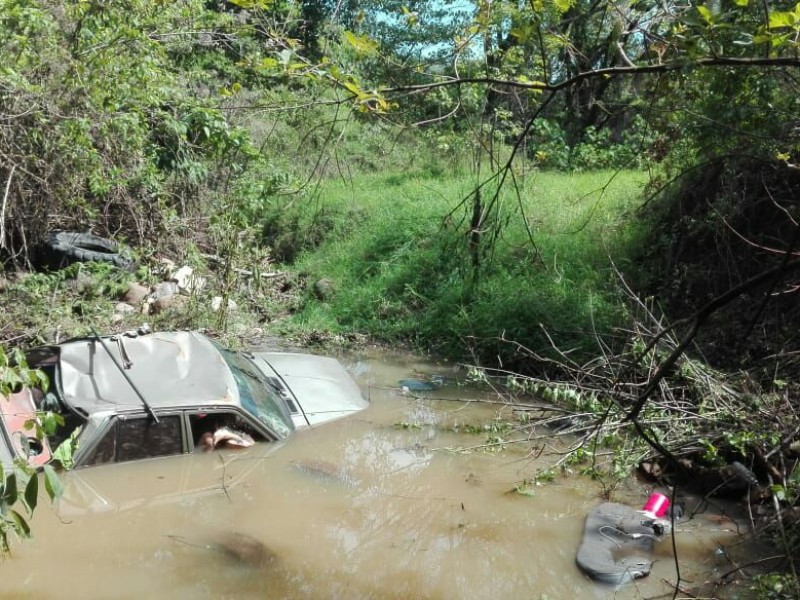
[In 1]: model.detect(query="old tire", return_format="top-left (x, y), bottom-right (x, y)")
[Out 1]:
top-left (43, 232), bottom-right (133, 270)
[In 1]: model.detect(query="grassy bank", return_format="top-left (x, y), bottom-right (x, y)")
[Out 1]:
top-left (274, 168), bottom-right (649, 366)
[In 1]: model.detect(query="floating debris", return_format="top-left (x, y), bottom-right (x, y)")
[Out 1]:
top-left (214, 532), bottom-right (277, 569)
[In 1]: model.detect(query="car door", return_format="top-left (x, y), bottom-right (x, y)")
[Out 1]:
top-left (57, 411), bottom-right (277, 516)
top-left (79, 413), bottom-right (185, 467)
top-left (56, 413), bottom-right (187, 514)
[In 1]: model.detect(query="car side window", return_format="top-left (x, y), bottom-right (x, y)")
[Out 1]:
top-left (84, 415), bottom-right (183, 466)
top-left (189, 411), bottom-right (266, 451)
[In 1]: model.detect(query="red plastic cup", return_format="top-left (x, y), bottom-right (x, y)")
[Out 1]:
top-left (642, 492), bottom-right (670, 519)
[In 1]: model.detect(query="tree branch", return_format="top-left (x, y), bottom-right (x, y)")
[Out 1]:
top-left (378, 56), bottom-right (800, 98)
top-left (624, 259), bottom-right (800, 422)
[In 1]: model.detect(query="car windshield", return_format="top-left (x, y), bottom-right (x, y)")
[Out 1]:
top-left (217, 348), bottom-right (294, 439)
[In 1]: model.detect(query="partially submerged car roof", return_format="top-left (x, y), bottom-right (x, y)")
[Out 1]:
top-left (57, 331), bottom-right (240, 415)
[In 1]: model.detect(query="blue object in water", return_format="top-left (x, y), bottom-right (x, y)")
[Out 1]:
top-left (398, 379), bottom-right (437, 392)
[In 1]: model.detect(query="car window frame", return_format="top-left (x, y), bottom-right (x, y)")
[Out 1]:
top-left (215, 347), bottom-right (294, 439)
top-left (77, 411), bottom-right (186, 467)
top-left (72, 406), bottom-right (277, 468)
top-left (186, 408), bottom-right (270, 451)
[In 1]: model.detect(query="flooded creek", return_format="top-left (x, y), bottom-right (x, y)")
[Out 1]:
top-left (3, 348), bottom-right (752, 599)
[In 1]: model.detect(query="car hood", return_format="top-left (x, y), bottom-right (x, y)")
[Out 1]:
top-left (250, 353), bottom-right (368, 428)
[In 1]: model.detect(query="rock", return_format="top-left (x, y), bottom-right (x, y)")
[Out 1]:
top-left (155, 257), bottom-right (176, 279)
top-left (67, 271), bottom-right (95, 293)
top-left (151, 294), bottom-right (187, 314)
top-left (152, 281), bottom-right (179, 300)
top-left (214, 532), bottom-right (277, 569)
top-left (730, 461), bottom-right (759, 486)
top-left (312, 278), bottom-right (335, 301)
top-left (114, 302), bottom-right (136, 315)
top-left (123, 282), bottom-right (150, 305)
top-left (211, 296), bottom-right (237, 312)
top-left (788, 440), bottom-right (800, 456)
top-left (639, 461), bottom-right (663, 480)
top-left (172, 265), bottom-right (206, 294)
top-left (144, 281), bottom-right (181, 314)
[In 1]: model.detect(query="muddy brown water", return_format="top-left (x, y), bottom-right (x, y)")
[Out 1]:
top-left (3, 348), bottom-right (752, 599)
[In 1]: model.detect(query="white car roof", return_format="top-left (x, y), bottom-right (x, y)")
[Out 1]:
top-left (58, 331), bottom-right (240, 415)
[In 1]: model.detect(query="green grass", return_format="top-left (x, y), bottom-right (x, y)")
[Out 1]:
top-left (270, 168), bottom-right (649, 367)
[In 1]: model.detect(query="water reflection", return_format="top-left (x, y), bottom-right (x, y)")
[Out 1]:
top-left (3, 348), bottom-right (747, 599)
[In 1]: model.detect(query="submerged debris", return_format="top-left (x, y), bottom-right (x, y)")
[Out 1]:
top-left (169, 532), bottom-right (277, 569)
top-left (398, 375), bottom-right (447, 392)
top-left (576, 502), bottom-right (659, 585)
top-left (290, 458), bottom-right (356, 487)
top-left (214, 532), bottom-right (277, 569)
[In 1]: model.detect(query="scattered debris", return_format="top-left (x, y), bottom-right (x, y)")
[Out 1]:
top-left (214, 532), bottom-right (277, 568)
top-left (290, 458), bottom-right (356, 487)
top-left (171, 265), bottom-right (206, 294)
top-left (211, 296), bottom-right (237, 312)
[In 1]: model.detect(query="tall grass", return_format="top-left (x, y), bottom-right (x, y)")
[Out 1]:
top-left (273, 168), bottom-right (649, 367)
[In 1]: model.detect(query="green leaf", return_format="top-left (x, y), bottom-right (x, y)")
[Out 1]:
top-left (10, 510), bottom-right (30, 538)
top-left (23, 474), bottom-right (38, 515)
top-left (771, 484), bottom-right (786, 501)
top-left (697, 5), bottom-right (714, 25)
top-left (259, 57), bottom-right (279, 70)
top-left (227, 0), bottom-right (274, 8)
top-left (43, 465), bottom-right (63, 500)
top-left (343, 31), bottom-right (378, 56)
top-left (769, 10), bottom-right (796, 29)
top-left (401, 6), bottom-right (418, 27)
top-left (342, 81), bottom-right (364, 96)
top-left (553, 0), bottom-right (574, 13)
top-left (0, 369), bottom-right (23, 395)
top-left (732, 0), bottom-right (748, 5)
top-left (2, 473), bottom-right (18, 505)
top-left (510, 25), bottom-right (533, 43)
top-left (41, 411), bottom-right (64, 437)
top-left (789, 467), bottom-right (800, 485)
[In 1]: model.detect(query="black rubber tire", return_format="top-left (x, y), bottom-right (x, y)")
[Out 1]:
top-left (44, 231), bottom-right (133, 270)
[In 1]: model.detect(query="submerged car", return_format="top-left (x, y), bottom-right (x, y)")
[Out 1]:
top-left (0, 330), bottom-right (368, 470)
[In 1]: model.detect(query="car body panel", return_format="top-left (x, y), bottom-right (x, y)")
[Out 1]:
top-left (0, 331), bottom-right (368, 471)
top-left (251, 352), bottom-right (369, 428)
top-left (56, 440), bottom-right (286, 517)
top-left (58, 331), bottom-right (239, 414)
top-left (0, 388), bottom-right (53, 467)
